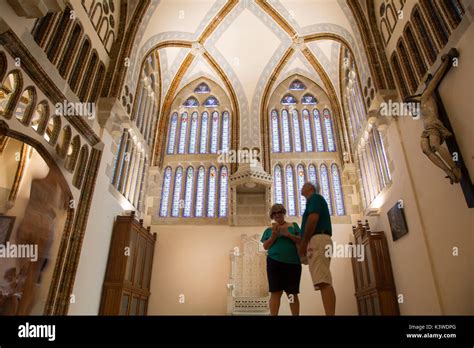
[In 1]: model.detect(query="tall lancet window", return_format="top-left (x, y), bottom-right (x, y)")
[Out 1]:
top-left (281, 109), bottom-right (292, 152)
top-left (195, 166), bottom-right (206, 217)
top-left (291, 109), bottom-right (302, 152)
top-left (302, 109), bottom-right (313, 152)
top-left (313, 109), bottom-right (325, 152)
top-left (308, 164), bottom-right (317, 185)
top-left (267, 76), bottom-right (346, 217)
top-left (271, 110), bottom-right (280, 153)
top-left (188, 112), bottom-right (198, 154)
top-left (320, 164), bottom-right (333, 215)
top-left (171, 166), bottom-right (184, 217)
top-left (274, 164), bottom-right (284, 204)
top-left (286, 165), bottom-right (296, 216)
top-left (219, 166), bottom-right (228, 217)
top-left (297, 164), bottom-right (306, 215)
top-left (331, 164), bottom-right (345, 216)
top-left (160, 167), bottom-right (172, 217)
top-left (210, 111), bottom-right (219, 154)
top-left (167, 113), bottom-right (178, 154)
top-left (178, 112), bottom-right (188, 154)
top-left (183, 167), bottom-right (194, 217)
top-left (111, 129), bottom-right (147, 209)
top-left (200, 111), bottom-right (209, 154)
top-left (207, 166), bottom-right (217, 217)
top-left (323, 109), bottom-right (336, 152)
top-left (221, 111), bottom-right (230, 152)
top-left (159, 79), bottom-right (232, 220)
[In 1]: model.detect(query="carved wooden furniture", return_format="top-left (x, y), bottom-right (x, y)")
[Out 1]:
top-left (351, 220), bottom-right (400, 315)
top-left (99, 212), bottom-right (156, 315)
top-left (227, 234), bottom-right (269, 315)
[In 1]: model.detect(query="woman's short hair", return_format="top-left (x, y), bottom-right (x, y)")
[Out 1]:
top-left (269, 203), bottom-right (286, 219)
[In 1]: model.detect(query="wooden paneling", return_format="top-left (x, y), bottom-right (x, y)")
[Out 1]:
top-left (99, 212), bottom-right (156, 315)
top-left (351, 220), bottom-right (400, 315)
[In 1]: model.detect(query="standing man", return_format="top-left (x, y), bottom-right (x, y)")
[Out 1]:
top-left (299, 182), bottom-right (336, 315)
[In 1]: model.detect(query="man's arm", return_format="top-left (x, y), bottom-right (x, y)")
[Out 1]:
top-left (299, 213), bottom-right (319, 257)
top-left (303, 213), bottom-right (319, 244)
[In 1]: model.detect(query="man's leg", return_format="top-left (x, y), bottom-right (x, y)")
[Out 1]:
top-left (317, 282), bottom-right (336, 316)
top-left (287, 293), bottom-right (300, 316)
top-left (269, 291), bottom-right (283, 315)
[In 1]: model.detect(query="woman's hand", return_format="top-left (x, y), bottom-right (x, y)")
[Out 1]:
top-left (271, 223), bottom-right (280, 238)
top-left (280, 227), bottom-right (290, 237)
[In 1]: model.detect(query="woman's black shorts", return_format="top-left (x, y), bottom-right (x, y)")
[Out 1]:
top-left (266, 256), bottom-right (302, 294)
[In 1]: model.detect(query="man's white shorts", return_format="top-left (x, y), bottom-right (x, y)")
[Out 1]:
top-left (307, 234), bottom-right (333, 291)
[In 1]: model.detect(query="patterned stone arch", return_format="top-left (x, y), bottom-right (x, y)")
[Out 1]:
top-left (14, 86), bottom-right (37, 126)
top-left (57, 21), bottom-right (84, 79)
top-left (65, 135), bottom-right (81, 173)
top-left (73, 144), bottom-right (89, 189)
top-left (0, 51), bottom-right (6, 82)
top-left (90, 2), bottom-right (102, 28)
top-left (30, 100), bottom-right (50, 135)
top-left (56, 125), bottom-right (72, 158)
top-left (44, 115), bottom-right (61, 145)
top-left (1, 70), bottom-right (24, 119)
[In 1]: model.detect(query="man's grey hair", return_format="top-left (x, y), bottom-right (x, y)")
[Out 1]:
top-left (304, 181), bottom-right (320, 194)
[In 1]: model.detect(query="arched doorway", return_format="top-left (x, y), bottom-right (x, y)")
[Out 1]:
top-left (0, 129), bottom-right (74, 315)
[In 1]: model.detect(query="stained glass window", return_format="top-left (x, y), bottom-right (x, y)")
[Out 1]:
top-left (281, 109), bottom-right (292, 152)
top-left (323, 109), bottom-right (336, 152)
top-left (204, 96), bottom-right (219, 107)
top-left (271, 110), bottom-right (280, 153)
top-left (171, 166), bottom-right (183, 217)
top-left (274, 165), bottom-right (284, 204)
top-left (313, 109), bottom-right (325, 152)
top-left (286, 165), bottom-right (296, 216)
top-left (221, 111), bottom-right (230, 152)
top-left (281, 94), bottom-right (297, 105)
top-left (188, 112), bottom-right (198, 154)
top-left (194, 82), bottom-right (210, 94)
top-left (178, 112), bottom-right (188, 154)
top-left (200, 111), bottom-right (208, 154)
top-left (183, 96), bottom-right (199, 108)
top-left (292, 109), bottom-right (302, 152)
top-left (377, 129), bottom-right (391, 182)
top-left (301, 93), bottom-right (317, 105)
top-left (183, 166), bottom-right (194, 217)
top-left (210, 111), bottom-right (219, 154)
top-left (331, 164), bottom-right (345, 215)
top-left (159, 167), bottom-right (172, 216)
top-left (195, 166), bottom-right (205, 217)
top-left (297, 164), bottom-right (306, 215)
top-left (167, 113), bottom-right (178, 154)
top-left (302, 109), bottom-right (313, 152)
top-left (289, 79), bottom-right (306, 90)
top-left (207, 166), bottom-right (217, 217)
top-left (308, 164), bottom-right (317, 185)
top-left (218, 166), bottom-right (228, 217)
top-left (347, 93), bottom-right (358, 140)
top-left (320, 164), bottom-right (333, 215)
top-left (354, 79), bottom-right (366, 125)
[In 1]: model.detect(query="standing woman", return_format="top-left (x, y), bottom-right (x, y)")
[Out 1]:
top-left (261, 204), bottom-right (302, 316)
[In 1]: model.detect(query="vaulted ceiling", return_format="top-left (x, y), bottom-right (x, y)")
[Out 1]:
top-left (124, 0), bottom-right (371, 148)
